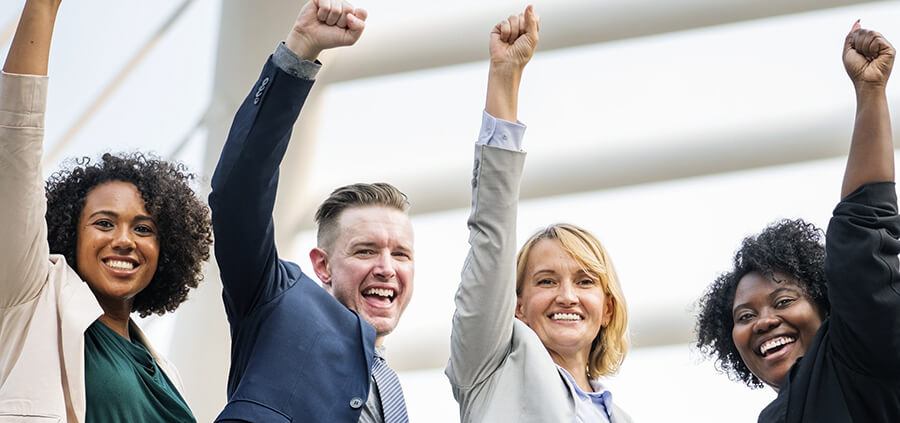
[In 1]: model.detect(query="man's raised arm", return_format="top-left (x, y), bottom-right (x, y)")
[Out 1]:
top-left (209, 0), bottom-right (366, 319)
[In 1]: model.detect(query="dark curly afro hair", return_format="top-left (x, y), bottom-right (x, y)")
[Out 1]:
top-left (45, 152), bottom-right (213, 318)
top-left (695, 219), bottom-right (830, 388)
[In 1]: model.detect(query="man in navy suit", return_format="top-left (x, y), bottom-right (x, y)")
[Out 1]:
top-left (209, 1), bottom-right (414, 421)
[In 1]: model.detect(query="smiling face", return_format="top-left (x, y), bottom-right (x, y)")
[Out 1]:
top-left (731, 271), bottom-right (824, 389)
top-left (515, 238), bottom-right (612, 361)
top-left (311, 206), bottom-right (414, 345)
top-left (76, 181), bottom-right (159, 315)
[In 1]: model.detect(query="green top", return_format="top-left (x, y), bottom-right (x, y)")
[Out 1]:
top-left (84, 320), bottom-right (195, 423)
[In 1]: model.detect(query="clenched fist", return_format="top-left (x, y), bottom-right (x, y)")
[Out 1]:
top-left (490, 5), bottom-right (540, 70)
top-left (844, 21), bottom-right (895, 89)
top-left (286, 0), bottom-right (368, 61)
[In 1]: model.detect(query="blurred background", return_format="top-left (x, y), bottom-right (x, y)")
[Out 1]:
top-left (5, 0), bottom-right (900, 420)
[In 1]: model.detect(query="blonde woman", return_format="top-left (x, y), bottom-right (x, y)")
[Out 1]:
top-left (445, 6), bottom-right (633, 422)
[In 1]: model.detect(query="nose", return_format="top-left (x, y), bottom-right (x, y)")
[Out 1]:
top-left (555, 281), bottom-right (578, 306)
top-left (372, 252), bottom-right (396, 281)
top-left (753, 310), bottom-right (781, 334)
top-left (110, 227), bottom-right (136, 251)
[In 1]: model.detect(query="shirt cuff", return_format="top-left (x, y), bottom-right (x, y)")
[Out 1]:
top-left (273, 42), bottom-right (322, 80)
top-left (476, 110), bottom-right (526, 151)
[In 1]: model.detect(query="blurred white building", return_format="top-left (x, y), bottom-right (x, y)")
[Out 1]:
top-left (5, 0), bottom-right (898, 420)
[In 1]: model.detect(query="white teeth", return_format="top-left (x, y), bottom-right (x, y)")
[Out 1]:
top-left (760, 336), bottom-right (795, 356)
top-left (364, 288), bottom-right (394, 299)
top-left (550, 313), bottom-right (582, 321)
top-left (106, 260), bottom-right (135, 271)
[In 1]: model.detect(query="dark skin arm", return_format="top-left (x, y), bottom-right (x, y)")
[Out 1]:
top-left (841, 21), bottom-right (895, 198)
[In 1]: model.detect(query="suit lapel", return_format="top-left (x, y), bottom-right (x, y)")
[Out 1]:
top-left (54, 259), bottom-right (103, 423)
top-left (358, 314), bottom-right (376, 376)
top-left (608, 403), bottom-right (633, 423)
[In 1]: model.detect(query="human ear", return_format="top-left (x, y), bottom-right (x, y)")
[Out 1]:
top-left (310, 248), bottom-right (332, 286)
top-left (601, 295), bottom-right (614, 327)
top-left (514, 296), bottom-right (527, 322)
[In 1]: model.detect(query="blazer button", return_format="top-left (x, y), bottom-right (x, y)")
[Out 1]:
top-left (350, 397), bottom-right (364, 409)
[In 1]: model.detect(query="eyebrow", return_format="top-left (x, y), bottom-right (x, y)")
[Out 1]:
top-left (732, 286), bottom-right (803, 314)
top-left (348, 241), bottom-right (413, 253)
top-left (394, 245), bottom-right (413, 254)
top-left (531, 267), bottom-right (556, 275)
top-left (87, 210), bottom-right (155, 223)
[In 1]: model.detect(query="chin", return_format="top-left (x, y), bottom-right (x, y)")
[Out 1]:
top-left (366, 318), bottom-right (397, 336)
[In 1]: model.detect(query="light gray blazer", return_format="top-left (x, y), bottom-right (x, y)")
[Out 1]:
top-left (445, 144), bottom-right (633, 423)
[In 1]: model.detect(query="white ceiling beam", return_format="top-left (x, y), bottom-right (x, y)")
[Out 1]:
top-left (321, 0), bottom-right (885, 83)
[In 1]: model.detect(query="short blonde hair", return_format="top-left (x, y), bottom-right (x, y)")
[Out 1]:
top-left (314, 182), bottom-right (409, 250)
top-left (516, 223), bottom-right (630, 378)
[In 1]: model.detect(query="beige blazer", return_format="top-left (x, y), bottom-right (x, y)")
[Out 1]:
top-left (0, 72), bottom-right (185, 423)
top-left (446, 145), bottom-right (633, 423)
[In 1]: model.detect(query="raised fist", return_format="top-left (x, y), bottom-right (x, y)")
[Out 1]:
top-left (490, 5), bottom-right (540, 69)
top-left (286, 0), bottom-right (368, 61)
top-left (844, 21), bottom-right (895, 88)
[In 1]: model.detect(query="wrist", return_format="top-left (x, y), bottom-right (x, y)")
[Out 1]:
top-left (285, 30), bottom-right (321, 62)
top-left (489, 61), bottom-right (525, 77)
top-left (854, 81), bottom-right (888, 98)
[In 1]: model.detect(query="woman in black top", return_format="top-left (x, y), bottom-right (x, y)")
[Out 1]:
top-left (696, 22), bottom-right (900, 422)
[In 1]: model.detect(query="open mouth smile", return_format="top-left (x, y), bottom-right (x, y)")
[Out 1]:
top-left (759, 335), bottom-right (796, 357)
top-left (549, 312), bottom-right (583, 321)
top-left (363, 287), bottom-right (396, 306)
top-left (101, 257), bottom-right (140, 275)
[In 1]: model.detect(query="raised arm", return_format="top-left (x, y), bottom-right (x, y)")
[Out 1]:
top-left (825, 23), bottom-right (900, 378)
top-left (485, 5), bottom-right (539, 122)
top-left (447, 6), bottom-right (539, 391)
top-left (3, 0), bottom-right (60, 75)
top-left (208, 0), bottom-right (365, 318)
top-left (841, 21), bottom-right (895, 198)
top-left (0, 0), bottom-right (58, 308)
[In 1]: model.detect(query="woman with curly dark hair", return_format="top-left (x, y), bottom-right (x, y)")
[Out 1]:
top-left (696, 219), bottom-right (830, 388)
top-left (0, 1), bottom-right (211, 422)
top-left (696, 22), bottom-right (900, 422)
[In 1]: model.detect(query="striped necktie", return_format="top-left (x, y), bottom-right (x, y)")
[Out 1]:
top-left (372, 355), bottom-right (409, 423)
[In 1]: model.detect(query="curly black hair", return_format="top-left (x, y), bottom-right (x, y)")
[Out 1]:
top-left (695, 219), bottom-right (830, 388)
top-left (45, 152), bottom-right (213, 317)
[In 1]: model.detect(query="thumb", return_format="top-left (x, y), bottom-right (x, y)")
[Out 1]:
top-left (845, 20), bottom-right (861, 52)
top-left (524, 5), bottom-right (540, 35)
top-left (346, 10), bottom-right (366, 35)
top-left (351, 7), bottom-right (368, 23)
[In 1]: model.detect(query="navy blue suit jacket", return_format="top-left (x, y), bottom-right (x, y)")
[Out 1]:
top-left (209, 56), bottom-right (376, 422)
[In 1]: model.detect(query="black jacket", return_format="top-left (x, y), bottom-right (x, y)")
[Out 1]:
top-left (759, 182), bottom-right (900, 422)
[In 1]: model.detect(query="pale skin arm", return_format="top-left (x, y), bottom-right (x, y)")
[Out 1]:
top-left (3, 0), bottom-right (61, 76)
top-left (841, 21), bottom-right (895, 199)
top-left (485, 5), bottom-right (540, 122)
top-left (284, 0), bottom-right (367, 62)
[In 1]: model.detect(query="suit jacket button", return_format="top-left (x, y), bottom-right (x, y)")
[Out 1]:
top-left (350, 397), bottom-right (363, 409)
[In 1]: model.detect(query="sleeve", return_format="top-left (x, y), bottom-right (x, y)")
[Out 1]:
top-left (825, 181), bottom-right (900, 377)
top-left (0, 71), bottom-right (51, 309)
top-left (208, 55), bottom-right (314, 319)
top-left (272, 42), bottom-right (321, 80)
top-left (476, 110), bottom-right (526, 151)
top-left (445, 143), bottom-right (526, 389)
